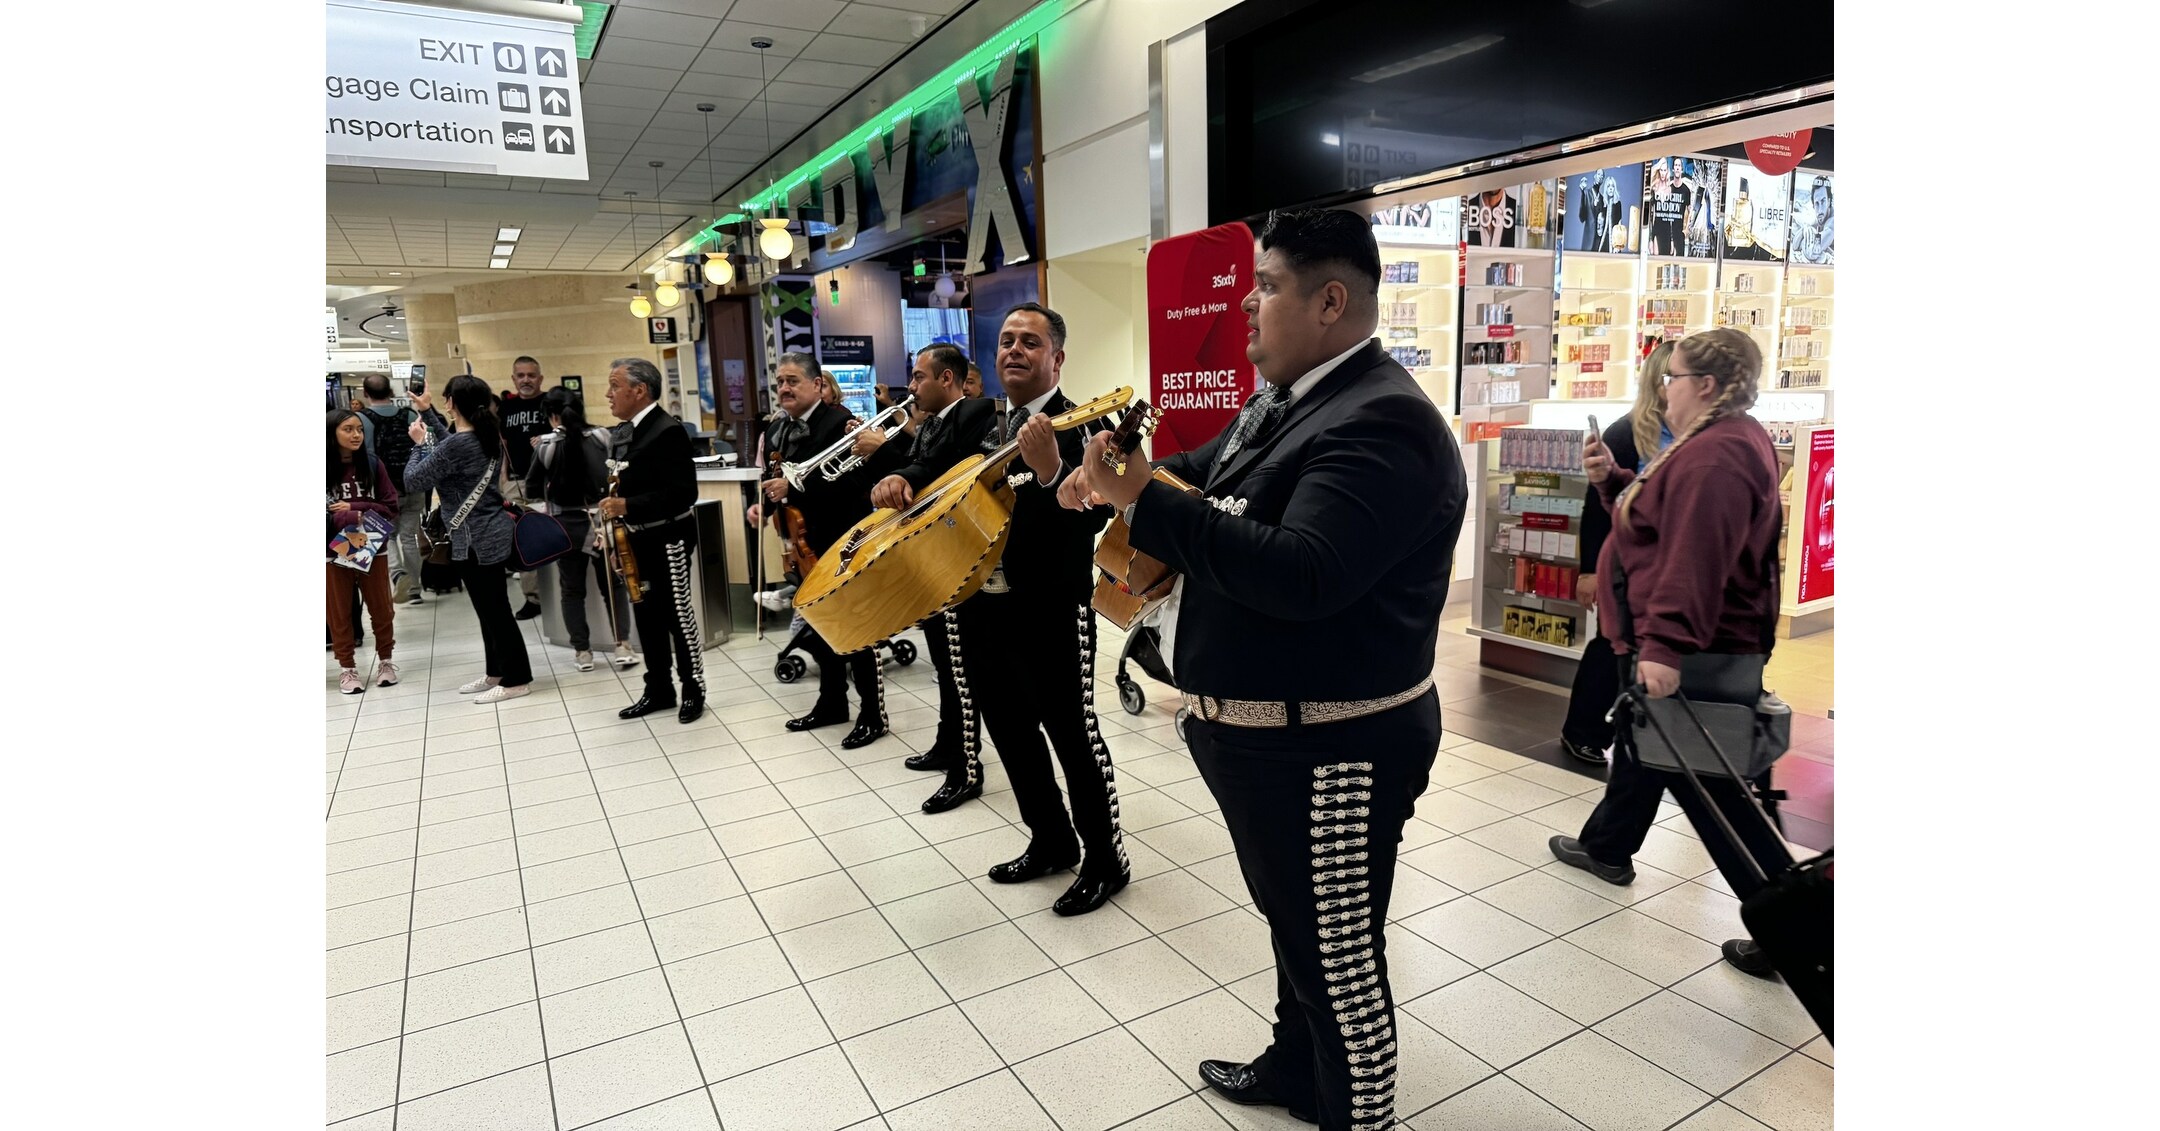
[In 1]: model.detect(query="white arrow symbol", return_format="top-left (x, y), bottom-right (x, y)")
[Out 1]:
top-left (546, 127), bottom-right (572, 152)
top-left (538, 49), bottom-right (564, 75)
top-left (542, 89), bottom-right (567, 112)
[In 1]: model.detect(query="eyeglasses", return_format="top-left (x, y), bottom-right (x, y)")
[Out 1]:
top-left (1662, 371), bottom-right (1710, 386)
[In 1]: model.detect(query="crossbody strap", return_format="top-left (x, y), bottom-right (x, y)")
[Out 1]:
top-left (447, 458), bottom-right (499, 532)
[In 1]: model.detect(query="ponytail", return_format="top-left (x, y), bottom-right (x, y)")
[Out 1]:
top-left (445, 374), bottom-right (502, 461)
top-left (542, 386), bottom-right (594, 505)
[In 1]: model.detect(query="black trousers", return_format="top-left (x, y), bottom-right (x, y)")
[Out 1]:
top-left (555, 512), bottom-right (631, 653)
top-left (628, 521), bottom-right (704, 698)
top-left (1189, 690), bottom-right (1441, 1131)
top-left (958, 592), bottom-right (1125, 878)
top-left (455, 554), bottom-right (533, 687)
top-left (1578, 658), bottom-right (1793, 903)
top-left (799, 625), bottom-right (883, 724)
top-left (921, 607), bottom-right (982, 779)
top-left (1561, 633), bottom-right (1621, 749)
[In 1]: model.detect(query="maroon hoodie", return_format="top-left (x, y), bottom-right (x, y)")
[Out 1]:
top-left (1593, 414), bottom-right (1780, 667)
top-left (331, 458), bottom-right (401, 527)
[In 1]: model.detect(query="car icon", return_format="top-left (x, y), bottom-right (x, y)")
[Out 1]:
top-left (506, 127), bottom-right (533, 146)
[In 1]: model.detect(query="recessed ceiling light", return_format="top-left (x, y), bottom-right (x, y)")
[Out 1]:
top-left (497, 227), bottom-right (522, 241)
top-left (493, 244), bottom-right (516, 257)
top-left (490, 258), bottom-right (510, 269)
top-left (387, 271), bottom-right (402, 275)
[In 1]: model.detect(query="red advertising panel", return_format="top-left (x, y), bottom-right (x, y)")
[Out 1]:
top-left (1797, 428), bottom-right (1834, 602)
top-left (1744, 130), bottom-right (1814, 177)
top-left (1147, 222), bottom-right (1257, 458)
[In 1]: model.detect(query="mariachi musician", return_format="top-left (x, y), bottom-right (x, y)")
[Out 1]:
top-left (855, 342), bottom-right (998, 813)
top-left (1063, 210), bottom-right (1466, 1131)
top-left (748, 354), bottom-right (888, 748)
top-left (598, 357), bottom-right (708, 725)
top-left (954, 303), bottom-right (1127, 917)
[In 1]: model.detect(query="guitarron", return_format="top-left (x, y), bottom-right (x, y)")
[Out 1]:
top-left (793, 388), bottom-right (1137, 653)
top-left (1086, 401), bottom-right (1206, 631)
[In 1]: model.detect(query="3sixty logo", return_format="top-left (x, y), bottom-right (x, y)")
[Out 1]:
top-left (1211, 267), bottom-right (1237, 289)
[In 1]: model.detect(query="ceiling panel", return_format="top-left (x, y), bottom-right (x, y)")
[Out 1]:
top-left (765, 79), bottom-right (856, 107)
top-left (585, 60), bottom-right (686, 91)
top-left (586, 103), bottom-right (661, 126)
top-left (688, 46), bottom-right (772, 78)
top-left (778, 58), bottom-right (876, 88)
top-left (673, 71), bottom-right (765, 100)
top-left (583, 83), bottom-right (672, 110)
top-left (799, 31), bottom-right (908, 67)
top-left (836, 4), bottom-right (939, 43)
top-left (864, 0), bottom-right (964, 13)
top-left (724, 0), bottom-right (845, 33)
top-left (606, 6), bottom-right (725, 46)
top-left (593, 35), bottom-right (703, 71)
top-left (711, 19), bottom-right (815, 56)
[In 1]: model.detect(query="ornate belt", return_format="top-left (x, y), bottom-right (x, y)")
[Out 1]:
top-left (1182, 675), bottom-right (1434, 729)
top-left (624, 508), bottom-right (695, 532)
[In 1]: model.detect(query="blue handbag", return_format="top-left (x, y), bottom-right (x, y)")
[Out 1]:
top-left (512, 507), bottom-right (572, 568)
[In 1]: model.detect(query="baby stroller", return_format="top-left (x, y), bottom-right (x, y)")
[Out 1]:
top-left (770, 612), bottom-right (916, 683)
top-left (1112, 623), bottom-right (1191, 740)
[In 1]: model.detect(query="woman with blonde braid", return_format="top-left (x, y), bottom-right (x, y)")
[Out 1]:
top-left (1557, 342), bottom-right (1675, 764)
top-left (1547, 328), bottom-right (1793, 977)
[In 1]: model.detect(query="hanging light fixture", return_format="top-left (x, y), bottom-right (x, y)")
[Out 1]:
top-left (934, 245), bottom-right (957, 298)
top-left (626, 189), bottom-right (654, 319)
top-left (753, 37), bottom-right (793, 262)
top-left (698, 101), bottom-right (735, 288)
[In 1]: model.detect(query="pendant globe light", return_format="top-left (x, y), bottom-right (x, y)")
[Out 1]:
top-left (625, 190), bottom-right (654, 319)
top-left (649, 161), bottom-right (682, 308)
top-left (698, 101), bottom-right (735, 287)
top-left (752, 37), bottom-right (793, 261)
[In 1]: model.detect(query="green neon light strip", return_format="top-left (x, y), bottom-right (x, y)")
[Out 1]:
top-left (663, 0), bottom-right (1057, 263)
top-left (573, 2), bottom-right (609, 61)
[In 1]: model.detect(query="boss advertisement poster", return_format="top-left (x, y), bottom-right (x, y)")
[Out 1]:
top-left (1645, 156), bottom-right (1725, 260)
top-left (1147, 222), bottom-right (1258, 459)
top-left (1563, 164), bottom-right (1645, 255)
top-left (1790, 170), bottom-right (1835, 266)
top-left (1459, 182), bottom-right (1556, 249)
top-left (1723, 161), bottom-right (1793, 262)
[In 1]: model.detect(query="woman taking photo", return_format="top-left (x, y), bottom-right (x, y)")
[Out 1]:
top-left (526, 387), bottom-right (637, 673)
top-left (326, 409), bottom-right (400, 694)
top-left (1548, 327), bottom-right (1794, 976)
top-left (1558, 341), bottom-right (1675, 764)
top-left (404, 375), bottom-right (534, 704)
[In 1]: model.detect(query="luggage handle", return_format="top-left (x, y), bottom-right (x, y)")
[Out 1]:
top-left (1624, 681), bottom-right (1789, 886)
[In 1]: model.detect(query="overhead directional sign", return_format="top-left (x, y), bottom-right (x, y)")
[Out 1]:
top-left (326, 0), bottom-right (588, 181)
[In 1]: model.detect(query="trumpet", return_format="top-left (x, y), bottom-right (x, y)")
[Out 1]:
top-left (780, 395), bottom-right (915, 489)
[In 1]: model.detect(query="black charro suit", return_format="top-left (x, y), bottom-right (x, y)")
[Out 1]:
top-left (1126, 338), bottom-right (1465, 1131)
top-left (863, 397), bottom-right (999, 783)
top-left (958, 390), bottom-right (1127, 879)
top-left (613, 404), bottom-right (705, 703)
top-left (768, 403), bottom-right (885, 725)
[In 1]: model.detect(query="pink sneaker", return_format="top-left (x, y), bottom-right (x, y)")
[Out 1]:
top-left (339, 668), bottom-right (364, 695)
top-left (375, 660), bottom-right (400, 687)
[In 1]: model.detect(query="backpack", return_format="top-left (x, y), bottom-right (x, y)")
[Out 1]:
top-left (369, 407), bottom-right (418, 492)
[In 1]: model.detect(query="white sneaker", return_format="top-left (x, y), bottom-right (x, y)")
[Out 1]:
top-left (756, 587), bottom-right (797, 612)
top-left (458, 675), bottom-right (501, 695)
top-left (339, 668), bottom-right (365, 695)
top-left (473, 683), bottom-right (530, 705)
top-left (612, 646), bottom-right (640, 670)
top-left (574, 651), bottom-right (595, 672)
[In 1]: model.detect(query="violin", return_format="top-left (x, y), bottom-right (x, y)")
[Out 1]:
top-left (603, 460), bottom-right (645, 604)
top-left (765, 447), bottom-right (818, 578)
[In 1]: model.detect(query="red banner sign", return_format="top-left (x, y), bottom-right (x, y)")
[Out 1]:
top-left (1485, 324), bottom-right (1515, 339)
top-left (1744, 130), bottom-right (1814, 177)
top-left (1581, 362), bottom-right (1604, 374)
top-left (1522, 512), bottom-right (1568, 531)
top-left (1146, 222), bottom-right (1258, 458)
top-left (1797, 428), bottom-right (1834, 602)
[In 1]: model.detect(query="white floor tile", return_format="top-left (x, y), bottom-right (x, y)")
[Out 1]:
top-left (1403, 971), bottom-right (1579, 1070)
top-left (708, 1045), bottom-right (878, 1131)
top-left (1562, 909), bottom-right (1723, 987)
top-left (1067, 936), bottom-right (1217, 1023)
top-left (664, 936), bottom-right (800, 1018)
top-left (550, 1023), bottom-right (708, 1129)
top-left (325, 1038), bottom-right (399, 1123)
top-left (1635, 881), bottom-right (1748, 947)
top-left (398, 1001), bottom-right (546, 1103)
top-left (1490, 939), bottom-right (1660, 1025)
top-left (917, 922), bottom-right (1057, 1001)
top-left (1475, 871), bottom-right (1628, 936)
top-left (776, 908), bottom-right (909, 981)
top-left (681, 985), bottom-right (834, 1084)
top-left (753, 870), bottom-right (872, 933)
top-left (1404, 1073), bottom-right (1587, 1130)
top-left (1594, 991), bottom-right (1790, 1095)
top-left (1113, 868), bottom-right (1235, 934)
top-left (540, 967), bottom-right (680, 1056)
top-left (403, 951), bottom-right (537, 1033)
top-left (1014, 901), bottom-right (1151, 966)
top-left (1506, 1031), bottom-right (1710, 1131)
top-left (1401, 836), bottom-right (1531, 893)
top-left (1160, 906), bottom-right (1274, 985)
top-left (1399, 897), bottom-right (1552, 968)
top-left (1725, 1053), bottom-right (1833, 1131)
top-left (395, 1062), bottom-right (554, 1131)
top-left (1669, 1101), bottom-right (1775, 1130)
top-left (806, 953), bottom-right (953, 1040)
top-left (881, 1069), bottom-right (1058, 1131)
top-left (842, 1004), bottom-right (1004, 1111)
top-left (1125, 987), bottom-right (1270, 1090)
top-left (327, 935), bottom-right (409, 998)
top-left (579, 1090), bottom-right (722, 1130)
top-left (1014, 1027), bottom-right (1191, 1131)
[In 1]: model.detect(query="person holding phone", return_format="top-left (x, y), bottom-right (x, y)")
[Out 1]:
top-left (1547, 328), bottom-right (1791, 977)
top-left (1558, 343), bottom-right (1674, 764)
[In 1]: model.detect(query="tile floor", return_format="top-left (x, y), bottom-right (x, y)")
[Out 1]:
top-left (327, 583), bottom-right (1832, 1130)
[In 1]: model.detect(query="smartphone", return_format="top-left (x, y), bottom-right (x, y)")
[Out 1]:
top-left (1587, 414), bottom-right (1600, 438)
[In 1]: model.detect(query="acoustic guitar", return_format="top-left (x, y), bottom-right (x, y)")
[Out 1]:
top-left (1088, 401), bottom-right (1205, 631)
top-left (793, 387), bottom-right (1137, 654)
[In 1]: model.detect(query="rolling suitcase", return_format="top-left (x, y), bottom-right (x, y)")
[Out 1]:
top-left (1629, 685), bottom-right (1833, 1042)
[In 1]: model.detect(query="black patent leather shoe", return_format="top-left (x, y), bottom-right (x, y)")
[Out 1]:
top-left (988, 850), bottom-right (1080, 884)
top-left (785, 709), bottom-right (849, 732)
top-left (1052, 870), bottom-right (1130, 917)
top-left (619, 692), bottom-right (677, 720)
top-left (1197, 1060), bottom-right (1316, 1124)
top-left (920, 779), bottom-right (982, 814)
top-left (905, 747), bottom-right (957, 772)
top-left (839, 720), bottom-right (886, 750)
top-left (677, 693), bottom-right (705, 725)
